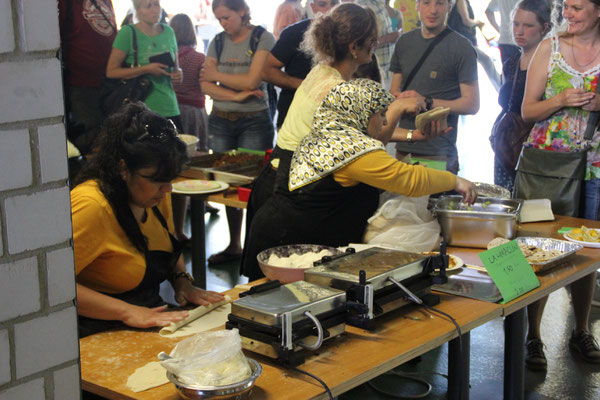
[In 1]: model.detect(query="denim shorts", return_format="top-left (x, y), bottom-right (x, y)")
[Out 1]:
top-left (208, 109), bottom-right (274, 152)
top-left (583, 178), bottom-right (600, 221)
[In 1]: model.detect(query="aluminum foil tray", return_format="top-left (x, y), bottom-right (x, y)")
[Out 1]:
top-left (474, 182), bottom-right (511, 199)
top-left (516, 237), bottom-right (583, 272)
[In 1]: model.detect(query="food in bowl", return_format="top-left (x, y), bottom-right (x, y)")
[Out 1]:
top-left (257, 244), bottom-right (342, 283)
top-left (566, 226), bottom-right (600, 243)
top-left (166, 358), bottom-right (262, 400)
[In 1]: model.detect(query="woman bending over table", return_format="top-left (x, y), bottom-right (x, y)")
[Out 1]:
top-left (520, 0), bottom-right (600, 369)
top-left (71, 103), bottom-right (224, 337)
top-left (242, 3), bottom-right (446, 278)
top-left (241, 79), bottom-right (477, 280)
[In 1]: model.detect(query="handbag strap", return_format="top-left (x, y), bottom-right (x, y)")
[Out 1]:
top-left (401, 28), bottom-right (452, 92)
top-left (128, 24), bottom-right (140, 67)
top-left (584, 82), bottom-right (600, 141)
top-left (506, 56), bottom-right (521, 111)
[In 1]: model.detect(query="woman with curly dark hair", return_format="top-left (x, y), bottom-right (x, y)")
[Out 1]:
top-left (71, 102), bottom-right (224, 337)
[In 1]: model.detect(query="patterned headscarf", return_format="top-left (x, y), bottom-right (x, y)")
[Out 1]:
top-left (289, 78), bottom-right (395, 191)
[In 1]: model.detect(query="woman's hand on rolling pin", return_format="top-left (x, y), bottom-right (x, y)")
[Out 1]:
top-left (559, 88), bottom-right (595, 108)
top-left (121, 304), bottom-right (190, 328)
top-left (143, 63), bottom-right (170, 77)
top-left (175, 285), bottom-right (225, 307)
top-left (454, 176), bottom-right (477, 205)
top-left (170, 67), bottom-right (183, 83)
top-left (232, 89), bottom-right (264, 102)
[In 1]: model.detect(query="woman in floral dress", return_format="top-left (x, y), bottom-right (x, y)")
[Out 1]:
top-left (520, 0), bottom-right (600, 371)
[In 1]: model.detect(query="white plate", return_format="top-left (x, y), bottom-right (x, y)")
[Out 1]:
top-left (563, 230), bottom-right (600, 248)
top-left (172, 180), bottom-right (229, 195)
top-left (421, 252), bottom-right (464, 271)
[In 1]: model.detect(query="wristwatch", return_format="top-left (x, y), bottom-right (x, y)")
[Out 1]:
top-left (406, 129), bottom-right (414, 142)
top-left (171, 271), bottom-right (194, 283)
top-left (424, 96), bottom-right (433, 111)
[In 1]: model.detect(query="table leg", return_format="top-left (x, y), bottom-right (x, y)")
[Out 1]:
top-left (189, 196), bottom-right (207, 289)
top-left (448, 331), bottom-right (470, 400)
top-left (504, 308), bottom-right (526, 400)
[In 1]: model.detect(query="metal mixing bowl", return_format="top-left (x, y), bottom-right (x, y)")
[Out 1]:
top-left (257, 244), bottom-right (342, 283)
top-left (166, 358), bottom-right (261, 400)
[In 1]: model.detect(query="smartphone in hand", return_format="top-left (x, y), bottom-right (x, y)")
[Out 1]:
top-left (148, 52), bottom-right (174, 68)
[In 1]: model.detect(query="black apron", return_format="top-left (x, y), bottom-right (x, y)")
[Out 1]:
top-left (78, 207), bottom-right (184, 338)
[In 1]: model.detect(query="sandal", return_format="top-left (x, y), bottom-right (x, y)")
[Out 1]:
top-left (208, 250), bottom-right (242, 265)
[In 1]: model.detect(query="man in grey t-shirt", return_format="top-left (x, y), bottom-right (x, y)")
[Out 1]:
top-left (389, 0), bottom-right (479, 173)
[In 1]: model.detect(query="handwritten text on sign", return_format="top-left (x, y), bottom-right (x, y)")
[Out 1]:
top-left (478, 240), bottom-right (540, 304)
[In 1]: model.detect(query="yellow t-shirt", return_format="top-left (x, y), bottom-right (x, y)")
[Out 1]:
top-left (334, 150), bottom-right (456, 195)
top-left (71, 180), bottom-right (175, 294)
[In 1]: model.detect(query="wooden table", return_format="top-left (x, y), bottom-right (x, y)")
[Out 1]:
top-left (449, 215), bottom-right (600, 400)
top-left (80, 285), bottom-right (502, 400)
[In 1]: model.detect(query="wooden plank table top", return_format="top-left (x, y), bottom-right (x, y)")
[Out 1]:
top-left (80, 285), bottom-right (502, 400)
top-left (448, 215), bottom-right (600, 317)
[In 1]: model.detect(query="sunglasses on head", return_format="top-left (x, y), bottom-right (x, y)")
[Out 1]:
top-left (135, 119), bottom-right (178, 143)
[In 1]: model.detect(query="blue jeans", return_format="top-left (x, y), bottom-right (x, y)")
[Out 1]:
top-left (583, 178), bottom-right (600, 220)
top-left (208, 110), bottom-right (274, 152)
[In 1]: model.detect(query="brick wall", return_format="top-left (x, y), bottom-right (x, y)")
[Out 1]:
top-left (0, 0), bottom-right (80, 399)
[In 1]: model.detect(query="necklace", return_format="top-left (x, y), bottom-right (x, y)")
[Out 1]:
top-left (571, 36), bottom-right (600, 68)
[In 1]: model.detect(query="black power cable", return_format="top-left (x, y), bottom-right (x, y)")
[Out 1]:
top-left (367, 300), bottom-right (463, 399)
top-left (291, 366), bottom-right (334, 400)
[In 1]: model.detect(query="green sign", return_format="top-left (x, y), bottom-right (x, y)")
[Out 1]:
top-left (410, 157), bottom-right (447, 171)
top-left (478, 240), bottom-right (540, 304)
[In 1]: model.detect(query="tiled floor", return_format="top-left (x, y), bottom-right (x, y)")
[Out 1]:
top-left (173, 62), bottom-right (600, 399)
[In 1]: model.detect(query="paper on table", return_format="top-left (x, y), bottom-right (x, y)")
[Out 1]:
top-left (159, 295), bottom-right (231, 336)
top-left (519, 199), bottom-right (555, 223)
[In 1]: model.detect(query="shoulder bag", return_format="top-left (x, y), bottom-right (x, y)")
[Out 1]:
top-left (490, 57), bottom-right (534, 172)
top-left (513, 93), bottom-right (598, 217)
top-left (99, 25), bottom-right (152, 116)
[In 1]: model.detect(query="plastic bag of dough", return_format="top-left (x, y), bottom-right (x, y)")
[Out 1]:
top-left (363, 195), bottom-right (441, 252)
top-left (160, 328), bottom-right (251, 387)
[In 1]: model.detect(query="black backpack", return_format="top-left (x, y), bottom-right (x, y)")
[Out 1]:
top-left (213, 26), bottom-right (277, 119)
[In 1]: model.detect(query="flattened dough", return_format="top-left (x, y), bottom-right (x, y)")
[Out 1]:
top-left (126, 361), bottom-right (169, 392)
top-left (160, 296), bottom-right (232, 338)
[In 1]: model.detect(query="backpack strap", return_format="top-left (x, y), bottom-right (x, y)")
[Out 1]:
top-left (215, 25), bottom-right (265, 62)
top-left (249, 25), bottom-right (266, 55)
top-left (214, 32), bottom-right (225, 62)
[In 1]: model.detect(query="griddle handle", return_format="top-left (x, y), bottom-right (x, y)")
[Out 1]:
top-left (239, 280), bottom-right (282, 297)
top-left (359, 270), bottom-right (366, 285)
top-left (313, 247), bottom-right (356, 266)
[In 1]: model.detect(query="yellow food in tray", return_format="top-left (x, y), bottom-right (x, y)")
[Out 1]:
top-left (567, 226), bottom-right (600, 243)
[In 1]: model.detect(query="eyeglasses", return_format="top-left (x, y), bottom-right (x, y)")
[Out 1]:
top-left (135, 119), bottom-right (178, 143)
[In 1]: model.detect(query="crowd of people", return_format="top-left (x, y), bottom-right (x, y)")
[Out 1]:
top-left (60, 0), bottom-right (600, 379)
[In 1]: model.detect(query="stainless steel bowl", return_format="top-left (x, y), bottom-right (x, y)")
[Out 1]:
top-left (257, 244), bottom-right (342, 283)
top-left (433, 196), bottom-right (523, 248)
top-left (474, 182), bottom-right (511, 199)
top-left (167, 358), bottom-right (262, 400)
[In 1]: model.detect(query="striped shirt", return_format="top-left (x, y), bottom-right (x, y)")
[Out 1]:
top-left (173, 46), bottom-right (206, 109)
